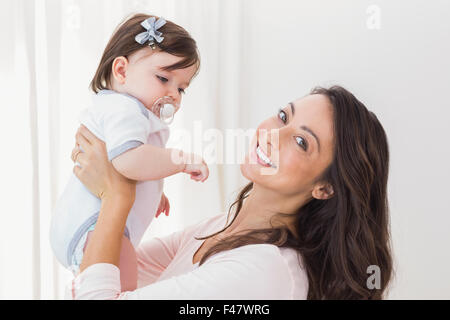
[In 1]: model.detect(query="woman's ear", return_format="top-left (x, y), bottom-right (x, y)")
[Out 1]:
top-left (111, 56), bottom-right (129, 85)
top-left (312, 183), bottom-right (334, 200)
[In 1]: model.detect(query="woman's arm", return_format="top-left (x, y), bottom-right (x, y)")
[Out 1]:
top-left (70, 244), bottom-right (300, 300)
top-left (73, 125), bottom-right (136, 273)
top-left (79, 196), bottom-right (131, 272)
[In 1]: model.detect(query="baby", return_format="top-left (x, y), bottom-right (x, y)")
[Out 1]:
top-left (49, 14), bottom-right (208, 291)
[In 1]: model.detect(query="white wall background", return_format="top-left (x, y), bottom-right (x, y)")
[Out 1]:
top-left (241, 0), bottom-right (450, 299)
top-left (0, 0), bottom-right (449, 299)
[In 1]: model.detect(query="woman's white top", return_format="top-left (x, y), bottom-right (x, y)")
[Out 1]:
top-left (67, 213), bottom-right (309, 300)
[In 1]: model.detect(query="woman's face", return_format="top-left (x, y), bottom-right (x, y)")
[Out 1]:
top-left (241, 94), bottom-right (335, 198)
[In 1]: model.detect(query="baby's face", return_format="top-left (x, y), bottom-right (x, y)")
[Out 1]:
top-left (120, 48), bottom-right (197, 112)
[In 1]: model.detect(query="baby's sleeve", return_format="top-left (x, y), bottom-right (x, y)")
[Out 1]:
top-left (101, 103), bottom-right (151, 161)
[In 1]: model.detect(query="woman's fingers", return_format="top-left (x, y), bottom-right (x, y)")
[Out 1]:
top-left (74, 151), bottom-right (88, 167)
top-left (72, 156), bottom-right (86, 180)
top-left (71, 142), bottom-right (84, 162)
top-left (75, 125), bottom-right (105, 152)
top-left (78, 125), bottom-right (99, 145)
top-left (71, 125), bottom-right (136, 202)
top-left (71, 146), bottom-right (78, 162)
top-left (73, 162), bottom-right (82, 178)
top-left (75, 129), bottom-right (92, 152)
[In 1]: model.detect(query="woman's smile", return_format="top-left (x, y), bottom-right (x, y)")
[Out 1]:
top-left (249, 139), bottom-right (277, 168)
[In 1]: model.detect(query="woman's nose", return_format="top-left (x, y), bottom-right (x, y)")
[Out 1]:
top-left (258, 127), bottom-right (281, 157)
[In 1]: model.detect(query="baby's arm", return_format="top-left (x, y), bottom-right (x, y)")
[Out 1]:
top-left (111, 144), bottom-right (208, 182)
top-left (111, 144), bottom-right (184, 180)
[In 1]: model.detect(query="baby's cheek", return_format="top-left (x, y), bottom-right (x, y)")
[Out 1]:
top-left (137, 77), bottom-right (158, 98)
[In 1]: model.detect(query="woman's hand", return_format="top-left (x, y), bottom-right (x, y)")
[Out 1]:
top-left (72, 125), bottom-right (136, 206)
top-left (71, 125), bottom-right (137, 274)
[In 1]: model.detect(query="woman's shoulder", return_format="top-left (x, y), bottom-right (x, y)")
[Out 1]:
top-left (178, 214), bottom-right (309, 299)
top-left (277, 246), bottom-right (309, 299)
top-left (204, 243), bottom-right (309, 299)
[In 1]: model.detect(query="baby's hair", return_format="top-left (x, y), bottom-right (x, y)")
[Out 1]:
top-left (90, 13), bottom-right (200, 93)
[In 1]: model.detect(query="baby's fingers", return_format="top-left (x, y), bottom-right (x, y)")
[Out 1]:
top-left (165, 197), bottom-right (170, 216)
top-left (191, 172), bottom-right (207, 182)
top-left (155, 200), bottom-right (164, 218)
top-left (201, 164), bottom-right (209, 182)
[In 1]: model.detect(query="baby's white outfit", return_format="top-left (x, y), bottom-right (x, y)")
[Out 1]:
top-left (49, 90), bottom-right (169, 275)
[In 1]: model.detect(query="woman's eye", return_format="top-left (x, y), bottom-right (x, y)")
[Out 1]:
top-left (295, 136), bottom-right (308, 151)
top-left (157, 75), bottom-right (168, 83)
top-left (178, 88), bottom-right (186, 94)
top-left (278, 109), bottom-right (287, 123)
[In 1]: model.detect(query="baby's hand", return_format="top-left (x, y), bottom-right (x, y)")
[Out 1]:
top-left (182, 153), bottom-right (209, 182)
top-left (155, 193), bottom-right (170, 218)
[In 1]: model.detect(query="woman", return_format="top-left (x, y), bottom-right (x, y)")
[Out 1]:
top-left (69, 85), bottom-right (393, 299)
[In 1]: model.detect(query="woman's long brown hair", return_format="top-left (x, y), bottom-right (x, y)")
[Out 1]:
top-left (196, 85), bottom-right (393, 299)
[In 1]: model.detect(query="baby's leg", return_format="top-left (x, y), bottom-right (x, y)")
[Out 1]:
top-left (84, 231), bottom-right (138, 292)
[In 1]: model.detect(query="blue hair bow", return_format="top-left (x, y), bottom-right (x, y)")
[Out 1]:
top-left (135, 17), bottom-right (166, 48)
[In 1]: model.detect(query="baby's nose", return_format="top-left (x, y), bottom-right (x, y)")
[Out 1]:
top-left (167, 87), bottom-right (181, 104)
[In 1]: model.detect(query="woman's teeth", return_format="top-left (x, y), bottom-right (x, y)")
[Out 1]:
top-left (256, 145), bottom-right (275, 168)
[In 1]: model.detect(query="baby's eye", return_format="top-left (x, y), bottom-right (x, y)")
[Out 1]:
top-left (278, 109), bottom-right (287, 123)
top-left (295, 136), bottom-right (308, 151)
top-left (157, 75), bottom-right (168, 83)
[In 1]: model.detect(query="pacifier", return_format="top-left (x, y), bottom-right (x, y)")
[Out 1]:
top-left (151, 96), bottom-right (180, 125)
